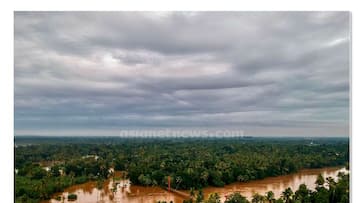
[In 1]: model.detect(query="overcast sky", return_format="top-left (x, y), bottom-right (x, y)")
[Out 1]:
top-left (14, 12), bottom-right (350, 137)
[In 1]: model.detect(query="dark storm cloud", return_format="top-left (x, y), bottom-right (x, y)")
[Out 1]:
top-left (14, 12), bottom-right (350, 136)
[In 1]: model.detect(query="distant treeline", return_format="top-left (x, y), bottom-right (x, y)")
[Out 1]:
top-left (15, 137), bottom-right (349, 202)
top-left (14, 136), bottom-right (348, 145)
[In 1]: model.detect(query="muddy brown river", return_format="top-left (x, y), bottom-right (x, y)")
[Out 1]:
top-left (43, 167), bottom-right (347, 203)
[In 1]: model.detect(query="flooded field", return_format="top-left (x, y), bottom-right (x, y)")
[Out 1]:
top-left (44, 167), bottom-right (347, 203)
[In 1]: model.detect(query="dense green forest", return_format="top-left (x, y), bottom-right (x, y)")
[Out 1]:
top-left (14, 137), bottom-right (349, 202)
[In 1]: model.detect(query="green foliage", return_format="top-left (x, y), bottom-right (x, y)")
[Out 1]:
top-left (50, 165), bottom-right (61, 177)
top-left (225, 192), bottom-right (249, 203)
top-left (265, 191), bottom-right (275, 203)
top-left (67, 193), bottom-right (77, 200)
top-left (251, 193), bottom-right (265, 203)
top-left (205, 193), bottom-right (221, 203)
top-left (315, 174), bottom-right (325, 188)
top-left (294, 184), bottom-right (311, 203)
top-left (196, 188), bottom-right (204, 203)
top-left (14, 137), bottom-right (349, 203)
top-left (15, 159), bottom-right (110, 202)
top-left (282, 187), bottom-right (293, 203)
top-left (111, 138), bottom-right (348, 189)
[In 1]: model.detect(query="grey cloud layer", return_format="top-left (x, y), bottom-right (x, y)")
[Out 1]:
top-left (14, 12), bottom-right (350, 136)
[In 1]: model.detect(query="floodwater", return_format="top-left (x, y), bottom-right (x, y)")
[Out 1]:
top-left (44, 167), bottom-right (347, 203)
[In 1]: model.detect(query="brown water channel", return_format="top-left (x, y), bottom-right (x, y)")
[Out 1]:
top-left (43, 167), bottom-right (347, 203)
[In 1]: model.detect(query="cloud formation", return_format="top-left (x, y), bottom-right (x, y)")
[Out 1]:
top-left (14, 12), bottom-right (350, 136)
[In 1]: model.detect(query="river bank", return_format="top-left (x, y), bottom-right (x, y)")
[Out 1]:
top-left (43, 166), bottom-right (347, 203)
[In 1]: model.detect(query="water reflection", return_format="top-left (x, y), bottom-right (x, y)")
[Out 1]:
top-left (44, 167), bottom-right (347, 203)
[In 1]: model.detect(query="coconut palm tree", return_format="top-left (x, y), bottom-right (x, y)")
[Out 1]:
top-left (326, 177), bottom-right (337, 203)
top-left (295, 184), bottom-right (311, 202)
top-left (96, 178), bottom-right (103, 202)
top-left (205, 193), bottom-right (221, 203)
top-left (315, 174), bottom-right (325, 188)
top-left (225, 192), bottom-right (249, 203)
top-left (252, 193), bottom-right (265, 203)
top-left (282, 187), bottom-right (293, 203)
top-left (196, 188), bottom-right (204, 203)
top-left (266, 191), bottom-right (275, 203)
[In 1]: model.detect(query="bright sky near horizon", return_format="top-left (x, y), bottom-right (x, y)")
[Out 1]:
top-left (14, 12), bottom-right (350, 137)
